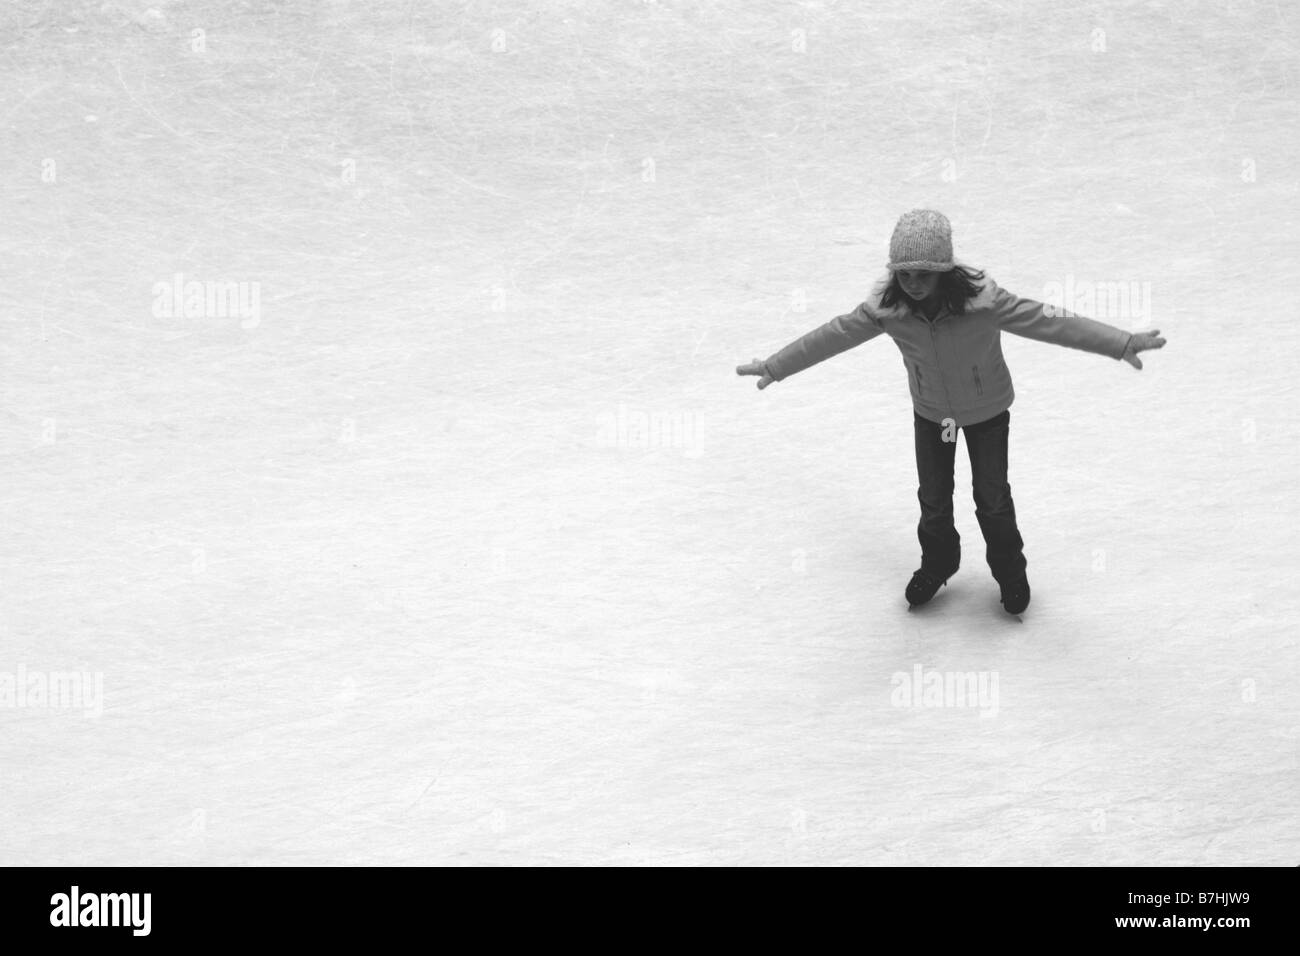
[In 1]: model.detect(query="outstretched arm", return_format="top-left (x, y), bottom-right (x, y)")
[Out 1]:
top-left (736, 301), bottom-right (884, 388)
top-left (992, 281), bottom-right (1135, 359)
top-left (992, 280), bottom-right (1168, 369)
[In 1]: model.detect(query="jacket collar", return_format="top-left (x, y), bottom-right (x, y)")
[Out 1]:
top-left (908, 301), bottom-right (949, 322)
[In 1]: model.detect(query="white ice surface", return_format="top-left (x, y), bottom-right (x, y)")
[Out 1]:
top-left (1, 0), bottom-right (1297, 865)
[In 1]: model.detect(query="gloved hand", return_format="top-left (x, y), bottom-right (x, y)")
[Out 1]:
top-left (735, 358), bottom-right (775, 389)
top-left (1121, 329), bottom-right (1167, 370)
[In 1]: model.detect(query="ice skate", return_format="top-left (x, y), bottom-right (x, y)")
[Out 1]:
top-left (999, 574), bottom-right (1030, 615)
top-left (906, 567), bottom-right (956, 608)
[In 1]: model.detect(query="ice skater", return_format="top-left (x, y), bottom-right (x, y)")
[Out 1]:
top-left (736, 209), bottom-right (1166, 615)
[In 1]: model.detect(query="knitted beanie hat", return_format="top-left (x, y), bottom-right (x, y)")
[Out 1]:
top-left (888, 209), bottom-right (955, 271)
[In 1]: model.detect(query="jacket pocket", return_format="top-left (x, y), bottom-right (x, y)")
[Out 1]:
top-left (913, 362), bottom-right (924, 396)
top-left (971, 364), bottom-right (983, 396)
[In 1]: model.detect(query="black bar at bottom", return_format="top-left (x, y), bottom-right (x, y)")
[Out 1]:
top-left (0, 866), bottom-right (1292, 944)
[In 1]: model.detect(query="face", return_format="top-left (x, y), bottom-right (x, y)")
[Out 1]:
top-left (897, 269), bottom-right (941, 301)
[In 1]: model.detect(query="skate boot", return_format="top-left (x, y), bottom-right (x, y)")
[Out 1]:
top-left (906, 566), bottom-right (956, 607)
top-left (999, 574), bottom-right (1030, 615)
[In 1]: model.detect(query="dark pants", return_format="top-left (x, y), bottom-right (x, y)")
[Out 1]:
top-left (913, 409), bottom-right (1027, 585)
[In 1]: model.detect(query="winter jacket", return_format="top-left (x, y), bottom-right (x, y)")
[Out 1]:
top-left (761, 270), bottom-right (1135, 427)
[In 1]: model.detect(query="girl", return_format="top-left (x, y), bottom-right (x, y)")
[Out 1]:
top-left (736, 209), bottom-right (1166, 615)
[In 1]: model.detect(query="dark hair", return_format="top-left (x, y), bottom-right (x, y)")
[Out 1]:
top-left (880, 264), bottom-right (986, 315)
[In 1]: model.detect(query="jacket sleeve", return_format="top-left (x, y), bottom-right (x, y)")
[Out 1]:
top-left (762, 301), bottom-right (885, 382)
top-left (991, 281), bottom-right (1133, 360)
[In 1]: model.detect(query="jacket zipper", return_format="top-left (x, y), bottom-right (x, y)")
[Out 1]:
top-left (972, 364), bottom-right (983, 396)
top-left (928, 318), bottom-right (954, 422)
